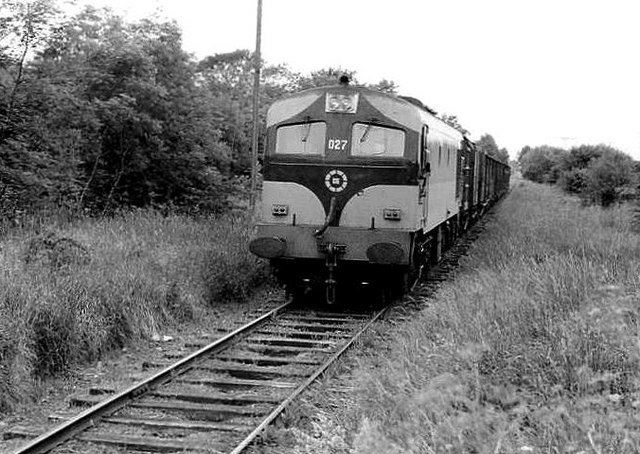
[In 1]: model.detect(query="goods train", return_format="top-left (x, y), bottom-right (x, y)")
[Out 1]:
top-left (249, 77), bottom-right (510, 304)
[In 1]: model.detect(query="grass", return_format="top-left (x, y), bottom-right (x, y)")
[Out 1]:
top-left (0, 209), bottom-right (272, 413)
top-left (278, 180), bottom-right (640, 453)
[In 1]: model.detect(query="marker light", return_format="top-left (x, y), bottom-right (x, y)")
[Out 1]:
top-left (325, 93), bottom-right (359, 113)
top-left (272, 204), bottom-right (289, 216)
top-left (383, 208), bottom-right (402, 221)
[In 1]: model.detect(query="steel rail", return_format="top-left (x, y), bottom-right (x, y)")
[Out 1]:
top-left (230, 304), bottom-right (391, 454)
top-left (12, 300), bottom-right (294, 454)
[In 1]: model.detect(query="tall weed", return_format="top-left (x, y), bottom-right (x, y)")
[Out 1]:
top-left (0, 209), bottom-right (272, 411)
top-left (333, 181), bottom-right (640, 452)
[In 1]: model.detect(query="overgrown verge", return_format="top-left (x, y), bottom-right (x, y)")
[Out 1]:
top-left (285, 180), bottom-right (640, 453)
top-left (518, 144), bottom-right (638, 206)
top-left (0, 210), bottom-right (271, 413)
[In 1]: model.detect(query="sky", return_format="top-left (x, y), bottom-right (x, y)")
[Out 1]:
top-left (76, 0), bottom-right (640, 160)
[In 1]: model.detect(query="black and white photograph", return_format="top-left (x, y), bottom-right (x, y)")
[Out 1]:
top-left (1, 1), bottom-right (639, 452)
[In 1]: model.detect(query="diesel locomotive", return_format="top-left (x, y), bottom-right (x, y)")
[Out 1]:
top-left (249, 77), bottom-right (510, 304)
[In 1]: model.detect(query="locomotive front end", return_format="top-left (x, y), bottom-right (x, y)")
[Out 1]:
top-left (250, 82), bottom-right (422, 304)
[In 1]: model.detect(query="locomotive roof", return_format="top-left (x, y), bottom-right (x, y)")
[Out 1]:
top-left (267, 84), bottom-right (463, 141)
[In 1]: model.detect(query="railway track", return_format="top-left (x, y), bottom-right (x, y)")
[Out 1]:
top-left (5, 301), bottom-right (389, 453)
top-left (5, 204), bottom-right (503, 454)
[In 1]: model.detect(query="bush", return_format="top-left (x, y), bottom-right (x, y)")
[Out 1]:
top-left (519, 143), bottom-right (638, 206)
top-left (202, 214), bottom-right (271, 302)
top-left (583, 152), bottom-right (634, 206)
top-left (558, 167), bottom-right (587, 194)
top-left (519, 146), bottom-right (566, 183)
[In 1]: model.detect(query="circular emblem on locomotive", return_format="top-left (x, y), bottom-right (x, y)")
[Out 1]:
top-left (324, 169), bottom-right (348, 193)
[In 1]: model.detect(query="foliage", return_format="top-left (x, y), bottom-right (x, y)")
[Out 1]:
top-left (583, 150), bottom-right (635, 206)
top-left (201, 213), bottom-right (271, 302)
top-left (196, 50), bottom-right (299, 174)
top-left (369, 78), bottom-right (398, 94)
top-left (0, 2), bottom-right (402, 218)
top-left (440, 114), bottom-right (469, 135)
top-left (518, 145), bottom-right (566, 183)
top-left (295, 67), bottom-right (358, 91)
top-left (476, 133), bottom-right (510, 164)
top-left (1, 6), bottom-right (232, 215)
top-left (0, 0), bottom-right (67, 216)
top-left (0, 0), bottom-right (61, 111)
top-left (0, 209), bottom-right (276, 410)
top-left (518, 143), bottom-right (637, 205)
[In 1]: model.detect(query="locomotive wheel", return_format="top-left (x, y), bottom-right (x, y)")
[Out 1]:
top-left (406, 235), bottom-right (427, 292)
top-left (400, 268), bottom-right (417, 294)
top-left (428, 227), bottom-right (442, 265)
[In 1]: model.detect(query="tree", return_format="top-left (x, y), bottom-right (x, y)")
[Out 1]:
top-left (440, 114), bottom-right (469, 136)
top-left (368, 78), bottom-right (398, 94)
top-left (518, 142), bottom-right (635, 206)
top-left (561, 144), bottom-right (616, 170)
top-left (0, 0), bottom-right (60, 114)
top-left (0, 0), bottom-right (67, 216)
top-left (580, 147), bottom-right (634, 206)
top-left (518, 145), bottom-right (567, 183)
top-left (0, 3), bottom-right (415, 216)
top-left (295, 68), bottom-right (398, 94)
top-left (0, 5), bottom-right (239, 214)
top-left (296, 67), bottom-right (358, 90)
top-left (476, 134), bottom-right (509, 163)
top-left (517, 145), bottom-right (532, 163)
top-left (195, 57), bottom-right (398, 175)
top-left (196, 50), bottom-right (298, 174)
top-left (498, 147), bottom-right (510, 163)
